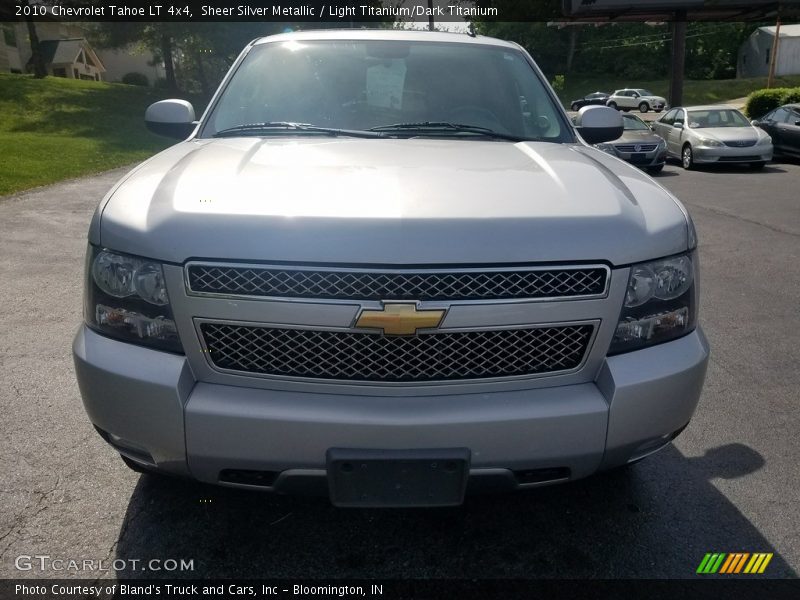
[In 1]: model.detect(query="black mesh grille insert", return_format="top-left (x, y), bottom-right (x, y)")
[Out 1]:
top-left (187, 265), bottom-right (607, 301)
top-left (200, 323), bottom-right (594, 382)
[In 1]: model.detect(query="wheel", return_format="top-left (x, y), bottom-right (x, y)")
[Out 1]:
top-left (647, 165), bottom-right (664, 175)
top-left (749, 162), bottom-right (766, 170)
top-left (607, 101), bottom-right (617, 110)
top-left (681, 144), bottom-right (694, 170)
top-left (571, 102), bottom-right (579, 111)
top-left (639, 102), bottom-right (650, 113)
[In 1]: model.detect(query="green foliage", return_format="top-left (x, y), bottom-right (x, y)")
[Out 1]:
top-left (781, 88), bottom-right (800, 105)
top-left (744, 88), bottom-right (800, 117)
top-left (551, 75), bottom-right (565, 93)
top-left (121, 72), bottom-right (148, 86)
top-left (472, 19), bottom-right (761, 83)
top-left (0, 74), bottom-right (195, 195)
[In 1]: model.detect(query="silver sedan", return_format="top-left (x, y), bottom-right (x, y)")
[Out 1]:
top-left (652, 105), bottom-right (773, 170)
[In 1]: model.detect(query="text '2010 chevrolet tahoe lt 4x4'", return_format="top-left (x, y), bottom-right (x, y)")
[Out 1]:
top-left (73, 30), bottom-right (709, 507)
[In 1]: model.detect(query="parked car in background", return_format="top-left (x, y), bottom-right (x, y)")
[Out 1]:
top-left (606, 89), bottom-right (667, 113)
top-left (594, 113), bottom-right (667, 174)
top-left (570, 92), bottom-right (610, 111)
top-left (652, 105), bottom-right (773, 170)
top-left (751, 103), bottom-right (800, 158)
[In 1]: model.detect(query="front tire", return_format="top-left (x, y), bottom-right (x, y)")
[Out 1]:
top-left (682, 144), bottom-right (694, 170)
top-left (639, 102), bottom-right (650, 113)
top-left (571, 102), bottom-right (579, 111)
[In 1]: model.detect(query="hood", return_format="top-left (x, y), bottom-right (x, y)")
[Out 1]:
top-left (617, 130), bottom-right (664, 144)
top-left (97, 138), bottom-right (691, 266)
top-left (643, 95), bottom-right (667, 103)
top-left (692, 126), bottom-right (761, 143)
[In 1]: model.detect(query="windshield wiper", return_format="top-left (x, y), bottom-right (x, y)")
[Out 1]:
top-left (212, 122), bottom-right (385, 139)
top-left (368, 121), bottom-right (526, 142)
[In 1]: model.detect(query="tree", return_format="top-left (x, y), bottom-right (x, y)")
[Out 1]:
top-left (25, 1), bottom-right (46, 78)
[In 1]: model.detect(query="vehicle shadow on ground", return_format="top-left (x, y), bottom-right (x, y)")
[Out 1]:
top-left (665, 159), bottom-right (788, 175)
top-left (113, 442), bottom-right (794, 578)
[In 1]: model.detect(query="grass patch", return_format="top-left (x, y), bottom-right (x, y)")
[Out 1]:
top-left (0, 74), bottom-right (205, 196)
top-left (558, 74), bottom-right (800, 108)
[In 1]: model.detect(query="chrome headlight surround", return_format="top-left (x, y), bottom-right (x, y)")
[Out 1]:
top-left (608, 251), bottom-right (698, 355)
top-left (697, 138), bottom-right (724, 148)
top-left (84, 246), bottom-right (183, 353)
top-left (594, 142), bottom-right (616, 156)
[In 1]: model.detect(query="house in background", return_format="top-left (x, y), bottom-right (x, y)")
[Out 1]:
top-left (738, 24), bottom-right (800, 78)
top-left (0, 22), bottom-right (165, 85)
top-left (35, 38), bottom-right (104, 81)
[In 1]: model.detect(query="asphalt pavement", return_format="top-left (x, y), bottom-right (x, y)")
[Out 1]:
top-left (0, 158), bottom-right (798, 580)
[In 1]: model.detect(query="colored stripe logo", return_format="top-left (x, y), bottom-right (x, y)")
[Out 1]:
top-left (697, 552), bottom-right (773, 574)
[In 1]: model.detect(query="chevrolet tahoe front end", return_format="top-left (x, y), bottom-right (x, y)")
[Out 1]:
top-left (73, 30), bottom-right (708, 507)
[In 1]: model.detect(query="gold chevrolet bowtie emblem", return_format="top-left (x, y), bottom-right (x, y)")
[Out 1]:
top-left (355, 303), bottom-right (445, 336)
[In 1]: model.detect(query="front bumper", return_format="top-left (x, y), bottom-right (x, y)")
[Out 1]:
top-left (74, 324), bottom-right (709, 496)
top-left (693, 144), bottom-right (773, 164)
top-left (612, 149), bottom-right (667, 169)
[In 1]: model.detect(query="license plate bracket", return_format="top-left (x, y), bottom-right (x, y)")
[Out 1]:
top-left (327, 448), bottom-right (470, 507)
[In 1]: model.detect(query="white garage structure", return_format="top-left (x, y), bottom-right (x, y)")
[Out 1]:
top-left (738, 24), bottom-right (800, 78)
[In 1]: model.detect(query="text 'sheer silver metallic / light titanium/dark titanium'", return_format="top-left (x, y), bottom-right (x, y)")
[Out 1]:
top-left (73, 30), bottom-right (709, 507)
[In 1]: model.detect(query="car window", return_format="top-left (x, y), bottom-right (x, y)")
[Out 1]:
top-left (674, 110), bottom-right (686, 126)
top-left (660, 109), bottom-right (677, 125)
top-left (203, 40), bottom-right (570, 142)
top-left (622, 114), bottom-right (650, 131)
top-left (791, 109), bottom-right (800, 124)
top-left (635, 89), bottom-right (654, 96)
top-left (687, 109), bottom-right (750, 128)
top-left (768, 107), bottom-right (790, 122)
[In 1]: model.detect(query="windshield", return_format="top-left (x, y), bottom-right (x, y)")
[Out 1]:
top-left (202, 39), bottom-right (570, 142)
top-left (622, 115), bottom-right (650, 131)
top-left (687, 109), bottom-right (751, 129)
top-left (634, 89), bottom-right (654, 96)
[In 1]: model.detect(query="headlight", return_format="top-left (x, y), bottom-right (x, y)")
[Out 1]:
top-left (757, 135), bottom-right (772, 145)
top-left (656, 137), bottom-right (667, 149)
top-left (84, 246), bottom-right (183, 353)
top-left (698, 138), bottom-right (723, 148)
top-left (609, 252), bottom-right (697, 355)
top-left (595, 142), bottom-right (616, 156)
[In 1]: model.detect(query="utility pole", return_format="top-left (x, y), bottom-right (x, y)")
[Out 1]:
top-left (667, 11), bottom-right (687, 109)
top-left (428, 0), bottom-right (435, 31)
top-left (767, 17), bottom-right (781, 88)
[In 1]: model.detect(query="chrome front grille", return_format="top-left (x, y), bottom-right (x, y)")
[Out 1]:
top-left (615, 143), bottom-right (658, 153)
top-left (187, 264), bottom-right (608, 301)
top-left (199, 323), bottom-right (595, 383)
top-left (723, 140), bottom-right (757, 148)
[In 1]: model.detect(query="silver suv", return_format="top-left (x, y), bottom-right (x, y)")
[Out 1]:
top-left (73, 30), bottom-right (708, 507)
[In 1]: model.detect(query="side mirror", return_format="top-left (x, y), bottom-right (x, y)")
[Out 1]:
top-left (751, 119), bottom-right (759, 126)
top-left (145, 99), bottom-right (197, 139)
top-left (795, 120), bottom-right (800, 126)
top-left (674, 121), bottom-right (684, 130)
top-left (575, 105), bottom-right (623, 144)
